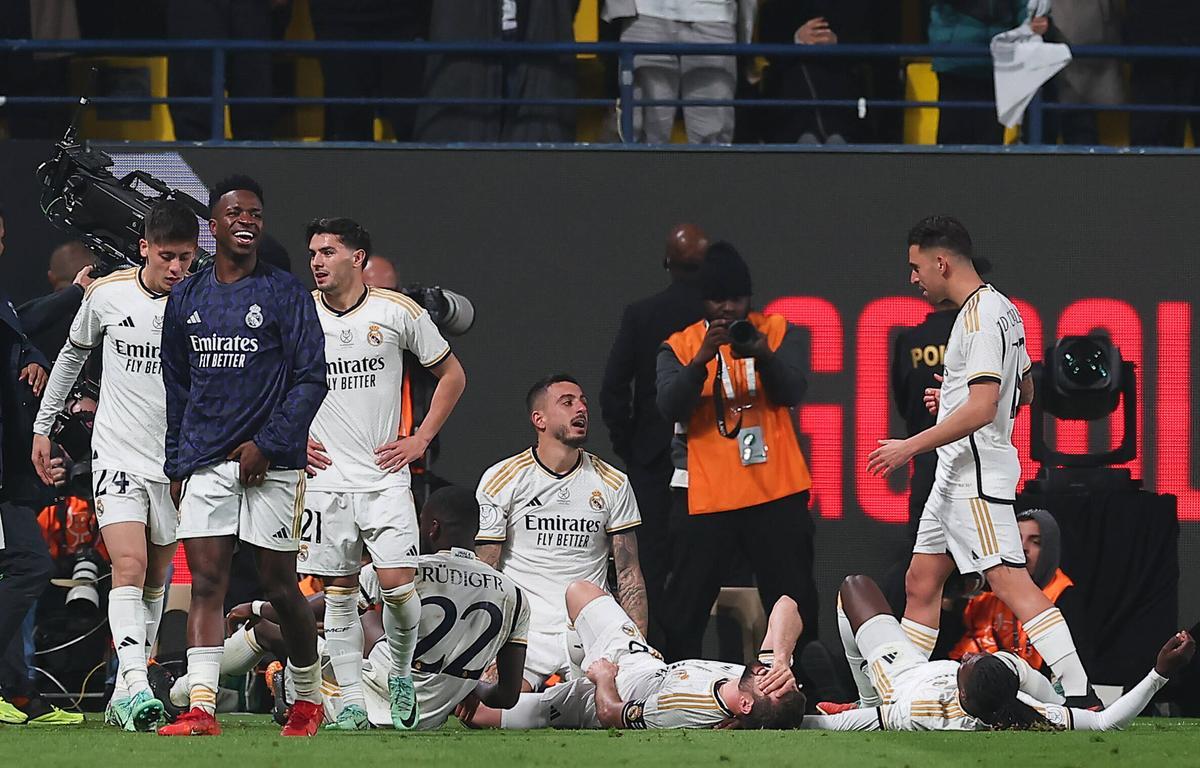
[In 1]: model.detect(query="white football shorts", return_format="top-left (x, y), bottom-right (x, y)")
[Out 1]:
top-left (176, 461), bottom-right (305, 552)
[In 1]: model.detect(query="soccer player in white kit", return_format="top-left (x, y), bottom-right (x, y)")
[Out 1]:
top-left (303, 217), bottom-right (466, 730)
top-left (809, 575), bottom-right (1196, 732)
top-left (461, 580), bottom-right (807, 730)
top-left (868, 216), bottom-right (1094, 706)
top-left (31, 200), bottom-right (198, 731)
top-left (475, 375), bottom-right (647, 690)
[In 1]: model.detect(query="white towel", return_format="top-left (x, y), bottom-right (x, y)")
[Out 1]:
top-left (991, 0), bottom-right (1072, 129)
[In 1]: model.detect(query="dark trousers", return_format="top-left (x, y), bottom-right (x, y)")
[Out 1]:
top-left (662, 490), bottom-right (818, 662)
top-left (626, 454), bottom-right (674, 650)
top-left (0, 501), bottom-right (53, 698)
top-left (166, 0), bottom-right (275, 141)
top-left (937, 72), bottom-right (1004, 145)
top-left (1130, 59), bottom-right (1200, 147)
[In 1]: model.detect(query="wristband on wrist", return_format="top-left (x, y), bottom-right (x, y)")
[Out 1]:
top-left (251, 600), bottom-right (266, 617)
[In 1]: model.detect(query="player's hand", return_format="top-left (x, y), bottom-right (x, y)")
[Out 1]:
top-left (20, 363), bottom-right (48, 397)
top-left (455, 692), bottom-right (482, 726)
top-left (1030, 15), bottom-right (1049, 35)
top-left (307, 437), bottom-right (331, 475)
top-left (757, 660), bottom-right (799, 698)
top-left (375, 434), bottom-right (430, 473)
top-left (1155, 630), bottom-right (1195, 678)
top-left (170, 479), bottom-right (183, 510)
top-left (73, 265), bottom-right (96, 288)
top-left (924, 374), bottom-right (943, 415)
top-left (867, 438), bottom-right (915, 478)
top-left (695, 320), bottom-right (731, 365)
top-left (229, 440), bottom-right (270, 486)
top-left (795, 17), bottom-right (837, 45)
top-left (225, 603), bottom-right (259, 636)
top-left (586, 658), bottom-right (619, 685)
top-left (48, 455), bottom-right (67, 488)
top-left (31, 434), bottom-right (56, 486)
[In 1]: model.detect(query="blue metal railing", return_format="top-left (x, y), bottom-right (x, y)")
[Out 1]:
top-left (2, 38), bottom-right (1200, 145)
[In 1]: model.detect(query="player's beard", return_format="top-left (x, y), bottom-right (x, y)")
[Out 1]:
top-left (554, 424), bottom-right (588, 449)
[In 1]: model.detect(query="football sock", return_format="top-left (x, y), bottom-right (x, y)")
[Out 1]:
top-left (142, 585), bottom-right (166, 659)
top-left (324, 587), bottom-right (366, 708)
top-left (500, 692), bottom-right (551, 729)
top-left (381, 582), bottom-right (420, 678)
top-left (837, 598), bottom-right (880, 706)
top-left (1025, 607), bottom-right (1089, 697)
top-left (901, 618), bottom-right (938, 661)
top-left (110, 586), bottom-right (150, 696)
top-left (288, 659), bottom-right (322, 706)
top-left (222, 627), bottom-right (265, 676)
top-left (187, 646), bottom-right (222, 715)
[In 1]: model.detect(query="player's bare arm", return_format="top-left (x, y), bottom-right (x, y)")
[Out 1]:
top-left (611, 530), bottom-right (649, 636)
top-left (586, 659), bottom-right (626, 729)
top-left (476, 542), bottom-right (503, 568)
top-left (376, 353), bottom-right (466, 472)
top-left (459, 641), bottom-right (528, 723)
top-left (758, 595), bottom-right (803, 696)
top-left (868, 380), bottom-right (1000, 477)
top-left (1018, 373), bottom-right (1034, 407)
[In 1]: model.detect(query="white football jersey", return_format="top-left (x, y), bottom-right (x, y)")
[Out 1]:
top-left (33, 268), bottom-right (170, 482)
top-left (622, 659), bottom-right (745, 730)
top-left (933, 285), bottom-right (1032, 502)
top-left (476, 449), bottom-right (642, 634)
top-left (880, 659), bottom-right (980, 732)
top-left (359, 548), bottom-right (531, 729)
top-left (307, 287), bottom-right (450, 492)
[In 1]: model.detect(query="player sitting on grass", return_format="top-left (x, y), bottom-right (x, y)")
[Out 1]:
top-left (458, 580), bottom-right (806, 730)
top-left (808, 574), bottom-right (1195, 732)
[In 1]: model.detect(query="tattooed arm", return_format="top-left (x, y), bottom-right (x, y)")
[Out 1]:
top-left (611, 530), bottom-right (648, 637)
top-left (476, 542), bottom-right (504, 568)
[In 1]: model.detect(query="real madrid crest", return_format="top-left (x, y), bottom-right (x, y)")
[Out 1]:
top-left (298, 543), bottom-right (309, 562)
top-left (245, 303), bottom-right (263, 328)
top-left (589, 490), bottom-right (605, 511)
top-left (367, 324), bottom-right (383, 346)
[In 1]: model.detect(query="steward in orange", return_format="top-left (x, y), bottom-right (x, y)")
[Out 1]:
top-left (655, 242), bottom-right (818, 661)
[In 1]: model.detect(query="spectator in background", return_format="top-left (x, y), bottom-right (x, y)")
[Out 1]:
top-left (600, 223), bottom-right (707, 646)
top-left (948, 510), bottom-right (1075, 668)
top-left (929, 1), bottom-right (1047, 144)
top-left (416, 0), bottom-right (578, 143)
top-left (0, 0), bottom-right (79, 139)
top-left (18, 241), bottom-right (95, 365)
top-left (1126, 2), bottom-right (1200, 147)
top-left (602, 0), bottom-right (748, 144)
top-left (757, 0), bottom-right (866, 143)
top-left (45, 241), bottom-right (92, 292)
top-left (166, 0), bottom-right (285, 140)
top-left (363, 254), bottom-right (399, 289)
top-left (656, 242), bottom-right (818, 661)
top-left (309, 0), bottom-right (431, 142)
top-left (1045, 0), bottom-right (1124, 145)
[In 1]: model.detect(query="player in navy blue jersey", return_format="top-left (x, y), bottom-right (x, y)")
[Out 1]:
top-left (158, 175), bottom-right (328, 737)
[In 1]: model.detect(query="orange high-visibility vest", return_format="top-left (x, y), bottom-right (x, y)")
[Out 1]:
top-left (949, 568), bottom-right (1075, 668)
top-left (665, 313), bottom-right (812, 515)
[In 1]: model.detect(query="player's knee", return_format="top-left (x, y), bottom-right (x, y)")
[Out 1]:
top-left (982, 563), bottom-right (1031, 598)
top-left (904, 565), bottom-right (938, 603)
top-left (376, 566), bottom-right (415, 591)
top-left (110, 552), bottom-right (148, 587)
top-left (565, 580), bottom-right (604, 622)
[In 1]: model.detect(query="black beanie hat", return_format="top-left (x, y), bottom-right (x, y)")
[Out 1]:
top-left (699, 241), bottom-right (752, 301)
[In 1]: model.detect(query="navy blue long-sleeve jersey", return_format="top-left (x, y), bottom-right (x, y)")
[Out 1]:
top-left (161, 260), bottom-right (327, 481)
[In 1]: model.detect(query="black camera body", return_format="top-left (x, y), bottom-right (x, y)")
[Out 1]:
top-left (728, 319), bottom-right (759, 357)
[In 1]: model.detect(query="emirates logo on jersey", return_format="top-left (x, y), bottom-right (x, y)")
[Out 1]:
top-left (589, 490), bottom-right (605, 511)
top-left (367, 324), bottom-right (383, 346)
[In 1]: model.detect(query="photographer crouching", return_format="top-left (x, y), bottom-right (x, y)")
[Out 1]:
top-left (655, 242), bottom-right (819, 663)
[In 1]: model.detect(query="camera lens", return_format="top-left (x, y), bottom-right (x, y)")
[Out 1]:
top-left (729, 320), bottom-right (756, 346)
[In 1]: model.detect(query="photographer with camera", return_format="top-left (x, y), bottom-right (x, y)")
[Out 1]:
top-left (655, 242), bottom-right (819, 663)
top-left (31, 199), bottom-right (200, 732)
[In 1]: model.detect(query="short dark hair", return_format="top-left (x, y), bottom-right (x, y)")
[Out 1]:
top-left (144, 199), bottom-right (200, 245)
top-left (908, 215), bottom-right (973, 260)
top-left (736, 668), bottom-right (807, 730)
top-left (526, 373), bottom-right (581, 413)
top-left (421, 485), bottom-right (479, 542)
top-left (963, 656), bottom-right (1052, 730)
top-left (305, 217), bottom-right (372, 261)
top-left (208, 174), bottom-right (264, 214)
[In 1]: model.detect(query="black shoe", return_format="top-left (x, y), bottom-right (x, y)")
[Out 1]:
top-left (270, 664), bottom-right (289, 726)
top-left (1064, 686), bottom-right (1104, 711)
top-left (147, 662), bottom-right (182, 723)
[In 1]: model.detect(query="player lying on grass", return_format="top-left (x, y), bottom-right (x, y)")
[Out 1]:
top-left (458, 580), bottom-right (807, 730)
top-left (163, 487), bottom-right (529, 730)
top-left (806, 575), bottom-right (1195, 732)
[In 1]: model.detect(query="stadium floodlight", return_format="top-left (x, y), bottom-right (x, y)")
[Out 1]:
top-left (1029, 334), bottom-right (1137, 469)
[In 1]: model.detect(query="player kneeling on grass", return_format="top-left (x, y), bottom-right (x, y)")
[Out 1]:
top-left (807, 574), bottom-right (1195, 732)
top-left (32, 200), bottom-right (199, 732)
top-left (459, 580), bottom-right (806, 730)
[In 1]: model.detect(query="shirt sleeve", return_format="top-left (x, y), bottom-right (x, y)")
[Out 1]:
top-left (67, 287), bottom-right (104, 350)
top-left (34, 293), bottom-right (103, 436)
top-left (161, 291), bottom-right (190, 480)
top-left (1054, 670), bottom-right (1168, 731)
top-left (799, 708), bottom-right (885, 731)
top-left (605, 475), bottom-right (642, 534)
top-left (404, 308), bottom-right (451, 368)
top-left (252, 282), bottom-right (329, 465)
top-left (961, 312), bottom-right (1005, 386)
top-left (1019, 339), bottom-right (1033, 378)
top-left (476, 471), bottom-right (509, 542)
top-left (633, 695), bottom-right (721, 730)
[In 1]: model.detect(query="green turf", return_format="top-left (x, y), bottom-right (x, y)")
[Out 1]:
top-left (2, 715), bottom-right (1197, 768)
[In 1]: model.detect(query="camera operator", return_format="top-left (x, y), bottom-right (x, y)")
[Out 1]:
top-left (0, 205), bottom-right (81, 725)
top-left (655, 242), bottom-right (819, 663)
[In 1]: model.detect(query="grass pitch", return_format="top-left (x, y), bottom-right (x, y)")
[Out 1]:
top-left (2, 715), bottom-right (1196, 768)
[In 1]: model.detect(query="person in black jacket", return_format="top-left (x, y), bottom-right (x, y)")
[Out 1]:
top-left (599, 223), bottom-right (707, 646)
